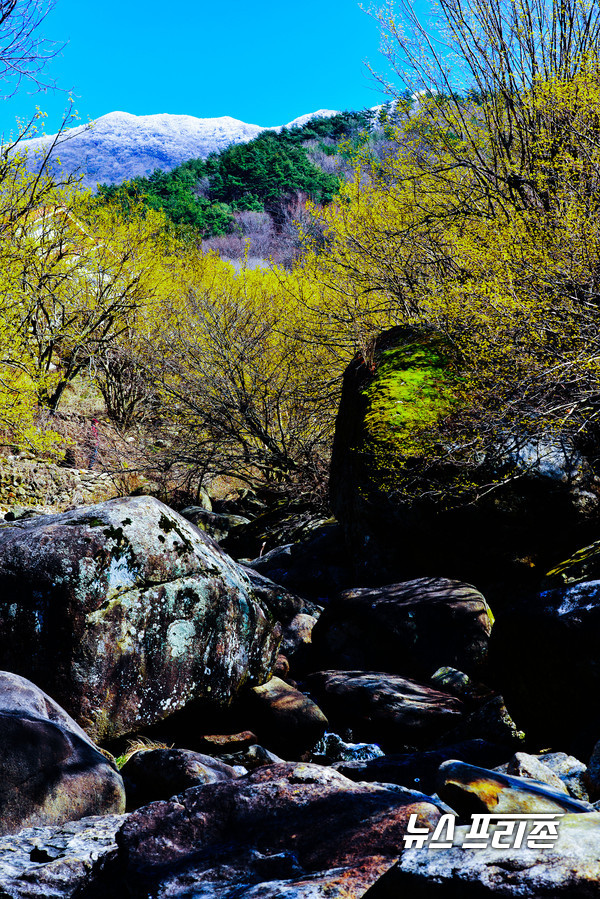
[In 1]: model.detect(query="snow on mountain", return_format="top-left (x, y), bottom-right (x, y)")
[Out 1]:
top-left (17, 109), bottom-right (341, 190)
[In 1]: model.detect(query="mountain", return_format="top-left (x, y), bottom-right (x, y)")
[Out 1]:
top-left (17, 109), bottom-right (340, 190)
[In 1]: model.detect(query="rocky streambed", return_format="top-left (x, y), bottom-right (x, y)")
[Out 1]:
top-left (0, 491), bottom-right (599, 897)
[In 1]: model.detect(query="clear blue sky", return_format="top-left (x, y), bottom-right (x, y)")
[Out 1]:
top-left (0, 0), bottom-right (400, 137)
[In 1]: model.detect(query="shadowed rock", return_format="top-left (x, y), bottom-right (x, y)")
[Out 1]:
top-left (0, 672), bottom-right (125, 835)
top-left (311, 578), bottom-right (493, 680)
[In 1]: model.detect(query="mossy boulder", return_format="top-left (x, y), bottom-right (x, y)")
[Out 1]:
top-left (330, 327), bottom-right (600, 585)
top-left (0, 496), bottom-right (281, 741)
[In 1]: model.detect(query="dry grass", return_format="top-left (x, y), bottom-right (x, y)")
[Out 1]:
top-left (115, 737), bottom-right (172, 769)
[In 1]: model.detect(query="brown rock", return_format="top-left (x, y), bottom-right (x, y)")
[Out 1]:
top-left (0, 672), bottom-right (125, 835)
top-left (506, 752), bottom-right (568, 794)
top-left (198, 731), bottom-right (258, 753)
top-left (93, 762), bottom-right (443, 898)
top-left (307, 670), bottom-right (464, 751)
top-left (121, 747), bottom-right (240, 808)
top-left (311, 578), bottom-right (493, 681)
top-left (248, 677), bottom-right (328, 756)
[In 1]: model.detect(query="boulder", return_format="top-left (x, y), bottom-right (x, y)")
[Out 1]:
top-left (86, 762), bottom-right (444, 898)
top-left (0, 672), bottom-right (125, 835)
top-left (329, 326), bottom-right (600, 586)
top-left (180, 507), bottom-right (250, 542)
top-left (489, 577), bottom-right (600, 748)
top-left (121, 747), bottom-right (240, 808)
top-left (438, 760), bottom-right (593, 815)
top-left (311, 578), bottom-right (493, 679)
top-left (306, 671), bottom-right (464, 751)
top-left (246, 523), bottom-right (355, 601)
top-left (246, 676), bottom-right (328, 756)
top-left (0, 813), bottom-right (125, 898)
top-left (281, 612), bottom-right (319, 673)
top-left (366, 813), bottom-right (600, 898)
top-left (506, 752), bottom-right (569, 794)
top-left (538, 751), bottom-right (589, 801)
top-left (0, 496), bottom-right (281, 741)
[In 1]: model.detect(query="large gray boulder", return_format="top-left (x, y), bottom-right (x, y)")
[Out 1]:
top-left (0, 496), bottom-right (281, 741)
top-left (0, 672), bottom-right (125, 836)
top-left (0, 813), bottom-right (126, 898)
top-left (366, 813), bottom-right (600, 897)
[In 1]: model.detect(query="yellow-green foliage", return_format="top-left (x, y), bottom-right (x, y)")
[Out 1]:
top-left (296, 60), bottom-right (600, 492)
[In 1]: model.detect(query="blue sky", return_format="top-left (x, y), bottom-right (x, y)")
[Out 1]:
top-left (0, 0), bottom-right (397, 137)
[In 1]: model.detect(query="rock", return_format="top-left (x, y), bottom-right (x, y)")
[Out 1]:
top-left (223, 503), bottom-right (332, 560)
top-left (180, 507), bottom-right (250, 542)
top-left (585, 741), bottom-right (600, 798)
top-left (438, 760), bottom-right (593, 815)
top-left (0, 672), bottom-right (125, 836)
top-left (506, 752), bottom-right (569, 793)
top-left (538, 751), bottom-right (588, 801)
top-left (217, 743), bottom-right (284, 771)
top-left (311, 579), bottom-right (493, 680)
top-left (274, 653), bottom-right (291, 679)
top-left (180, 489), bottom-right (212, 515)
top-left (197, 730), bottom-right (258, 754)
top-left (87, 762), bottom-right (443, 898)
top-left (0, 813), bottom-right (126, 899)
top-left (242, 567), bottom-right (322, 624)
top-left (329, 326), bottom-right (600, 586)
top-left (247, 677), bottom-right (329, 756)
top-left (0, 496), bottom-right (281, 741)
top-left (121, 747), bottom-right (240, 808)
top-left (306, 671), bottom-right (464, 751)
top-left (281, 613), bottom-right (319, 671)
top-left (436, 694), bottom-right (525, 747)
top-left (430, 667), bottom-right (491, 703)
top-left (488, 578), bottom-right (600, 747)
top-left (246, 523), bottom-right (355, 601)
top-left (366, 813), bottom-right (600, 898)
top-left (333, 740), bottom-right (513, 794)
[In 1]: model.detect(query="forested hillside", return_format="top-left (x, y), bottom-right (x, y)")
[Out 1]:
top-left (95, 109), bottom-right (387, 263)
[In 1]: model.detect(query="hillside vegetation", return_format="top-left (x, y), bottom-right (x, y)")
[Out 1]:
top-left (3, 0), bottom-right (600, 515)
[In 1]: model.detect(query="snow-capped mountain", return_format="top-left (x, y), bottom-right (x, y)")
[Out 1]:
top-left (18, 109), bottom-right (340, 190)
